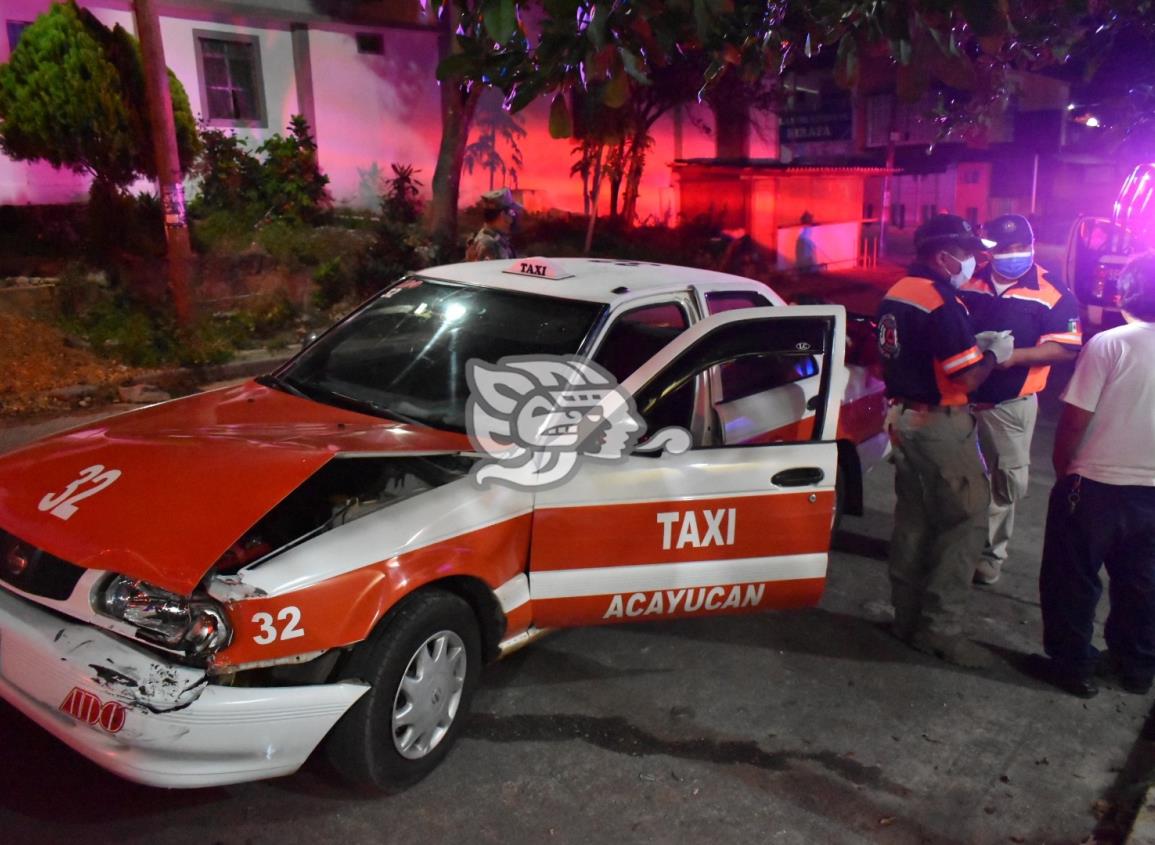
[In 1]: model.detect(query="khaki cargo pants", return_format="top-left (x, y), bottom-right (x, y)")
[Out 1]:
top-left (975, 393), bottom-right (1038, 574)
top-left (888, 405), bottom-right (990, 639)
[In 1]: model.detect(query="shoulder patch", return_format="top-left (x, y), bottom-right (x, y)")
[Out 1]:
top-left (885, 277), bottom-right (946, 313)
top-left (878, 313), bottom-right (901, 359)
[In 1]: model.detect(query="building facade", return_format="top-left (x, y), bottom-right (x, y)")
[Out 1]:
top-left (0, 0), bottom-right (758, 220)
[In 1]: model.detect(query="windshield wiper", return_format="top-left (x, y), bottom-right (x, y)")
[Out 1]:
top-left (259, 375), bottom-right (433, 428)
top-left (256, 373), bottom-right (311, 400)
top-left (325, 390), bottom-right (429, 429)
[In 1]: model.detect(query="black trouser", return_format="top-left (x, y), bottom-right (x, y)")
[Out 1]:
top-left (1040, 475), bottom-right (1155, 681)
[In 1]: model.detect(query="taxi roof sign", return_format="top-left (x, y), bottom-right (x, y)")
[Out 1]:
top-left (503, 258), bottom-right (574, 280)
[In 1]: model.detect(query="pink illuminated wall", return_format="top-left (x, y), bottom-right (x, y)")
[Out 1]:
top-left (0, 1), bottom-right (762, 223)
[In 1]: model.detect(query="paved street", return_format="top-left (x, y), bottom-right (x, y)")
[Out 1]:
top-left (1, 374), bottom-right (1152, 844)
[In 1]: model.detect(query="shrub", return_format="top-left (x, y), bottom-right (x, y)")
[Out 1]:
top-left (381, 163), bottom-right (422, 224)
top-left (192, 126), bottom-right (261, 213)
top-left (256, 116), bottom-right (331, 224)
top-left (60, 292), bottom-right (235, 368)
top-left (190, 115), bottom-right (330, 226)
top-left (189, 208), bottom-right (262, 255)
top-left (174, 321), bottom-right (236, 367)
top-left (361, 218), bottom-right (423, 297)
top-left (312, 257), bottom-right (355, 310)
top-left (209, 290), bottom-right (300, 346)
top-left (0, 1), bottom-right (199, 197)
top-left (0, 205), bottom-right (86, 272)
top-left (62, 294), bottom-right (170, 367)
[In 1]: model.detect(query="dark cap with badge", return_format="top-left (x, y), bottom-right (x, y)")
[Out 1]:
top-left (914, 213), bottom-right (997, 252)
top-left (983, 214), bottom-right (1034, 250)
top-left (481, 187), bottom-right (523, 213)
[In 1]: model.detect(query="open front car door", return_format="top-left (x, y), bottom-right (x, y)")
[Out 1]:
top-left (528, 305), bottom-right (848, 628)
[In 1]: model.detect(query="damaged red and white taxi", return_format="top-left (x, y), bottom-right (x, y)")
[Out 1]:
top-left (0, 258), bottom-right (886, 790)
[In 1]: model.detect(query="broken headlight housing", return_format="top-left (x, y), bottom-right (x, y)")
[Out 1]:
top-left (98, 576), bottom-right (232, 656)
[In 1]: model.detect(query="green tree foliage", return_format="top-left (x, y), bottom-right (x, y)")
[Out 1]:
top-left (464, 0), bottom-right (1153, 138)
top-left (424, 0), bottom-right (529, 253)
top-left (0, 1), bottom-right (199, 195)
top-left (191, 116), bottom-right (331, 224)
top-left (432, 0), bottom-right (1152, 233)
top-left (258, 115), bottom-right (332, 223)
top-left (192, 125), bottom-right (263, 212)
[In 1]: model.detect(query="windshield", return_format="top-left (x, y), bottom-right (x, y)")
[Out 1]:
top-left (279, 277), bottom-right (605, 431)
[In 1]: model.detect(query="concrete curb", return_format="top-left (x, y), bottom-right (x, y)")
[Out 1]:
top-left (139, 348), bottom-right (296, 388)
top-left (40, 348), bottom-right (295, 405)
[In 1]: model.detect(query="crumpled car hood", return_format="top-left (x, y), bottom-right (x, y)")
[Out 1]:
top-left (0, 381), bottom-right (471, 595)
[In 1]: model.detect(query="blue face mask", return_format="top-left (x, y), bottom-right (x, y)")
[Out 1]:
top-left (991, 251), bottom-right (1034, 280)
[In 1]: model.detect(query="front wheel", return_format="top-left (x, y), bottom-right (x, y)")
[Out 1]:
top-left (325, 591), bottom-right (481, 790)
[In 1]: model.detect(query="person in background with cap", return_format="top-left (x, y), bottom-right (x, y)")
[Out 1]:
top-left (1030, 253), bottom-right (1155, 698)
top-left (959, 214), bottom-right (1082, 587)
top-left (876, 214), bottom-right (1012, 668)
top-left (466, 187), bottom-right (522, 261)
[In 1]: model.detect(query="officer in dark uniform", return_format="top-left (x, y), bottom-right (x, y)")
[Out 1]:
top-left (466, 188), bottom-right (522, 261)
top-left (877, 214), bottom-right (1011, 668)
top-left (959, 214), bottom-right (1082, 586)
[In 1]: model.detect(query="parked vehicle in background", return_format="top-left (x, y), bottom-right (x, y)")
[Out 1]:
top-left (1066, 162), bottom-right (1155, 334)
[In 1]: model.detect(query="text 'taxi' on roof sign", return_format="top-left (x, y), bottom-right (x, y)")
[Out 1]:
top-left (504, 258), bottom-right (574, 280)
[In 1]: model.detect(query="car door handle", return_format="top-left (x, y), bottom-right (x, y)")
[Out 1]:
top-left (771, 467), bottom-right (825, 487)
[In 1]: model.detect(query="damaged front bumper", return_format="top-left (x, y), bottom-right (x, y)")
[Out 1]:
top-left (0, 588), bottom-right (368, 788)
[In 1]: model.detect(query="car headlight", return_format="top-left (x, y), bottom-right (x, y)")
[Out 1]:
top-left (98, 576), bottom-right (232, 656)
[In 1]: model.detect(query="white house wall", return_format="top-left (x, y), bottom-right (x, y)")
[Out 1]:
top-left (304, 24), bottom-right (441, 209)
top-left (159, 16), bottom-right (299, 146)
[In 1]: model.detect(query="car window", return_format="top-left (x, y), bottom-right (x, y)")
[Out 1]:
top-left (705, 290), bottom-right (771, 314)
top-left (282, 278), bottom-right (605, 431)
top-left (593, 302), bottom-right (690, 384)
top-left (706, 292), bottom-right (795, 405)
top-left (716, 355), bottom-right (819, 403)
top-left (633, 314), bottom-right (834, 449)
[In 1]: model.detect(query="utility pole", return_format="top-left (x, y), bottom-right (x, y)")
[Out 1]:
top-left (878, 97), bottom-right (898, 261)
top-left (133, 0), bottom-right (192, 326)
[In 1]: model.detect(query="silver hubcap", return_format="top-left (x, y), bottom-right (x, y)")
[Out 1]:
top-left (391, 629), bottom-right (467, 760)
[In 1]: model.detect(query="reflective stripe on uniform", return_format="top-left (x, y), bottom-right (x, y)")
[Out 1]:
top-left (941, 345), bottom-right (983, 374)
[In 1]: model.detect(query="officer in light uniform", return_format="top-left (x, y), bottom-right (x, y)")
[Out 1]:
top-left (959, 214), bottom-right (1082, 586)
top-left (466, 187), bottom-right (522, 261)
top-left (877, 214), bottom-right (1011, 668)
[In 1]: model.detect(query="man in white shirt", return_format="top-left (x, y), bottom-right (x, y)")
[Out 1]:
top-left (1033, 253), bottom-right (1155, 698)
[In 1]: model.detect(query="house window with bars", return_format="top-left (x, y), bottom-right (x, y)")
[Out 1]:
top-left (194, 31), bottom-right (266, 127)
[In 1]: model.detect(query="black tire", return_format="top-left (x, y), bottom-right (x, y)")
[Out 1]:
top-left (325, 591), bottom-right (481, 791)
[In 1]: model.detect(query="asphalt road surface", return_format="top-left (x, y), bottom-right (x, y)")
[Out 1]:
top-left (1, 382), bottom-right (1152, 844)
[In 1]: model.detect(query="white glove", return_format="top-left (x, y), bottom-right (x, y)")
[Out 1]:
top-left (974, 330), bottom-right (1014, 365)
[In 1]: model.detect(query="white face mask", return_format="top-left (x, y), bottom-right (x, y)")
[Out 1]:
top-left (944, 253), bottom-right (977, 288)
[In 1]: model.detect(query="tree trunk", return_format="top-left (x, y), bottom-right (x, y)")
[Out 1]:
top-left (621, 131), bottom-right (648, 226)
top-left (133, 0), bottom-right (192, 325)
top-left (488, 127), bottom-right (496, 190)
top-left (427, 14), bottom-right (479, 257)
top-left (584, 145), bottom-right (605, 255)
top-left (578, 146), bottom-right (591, 216)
